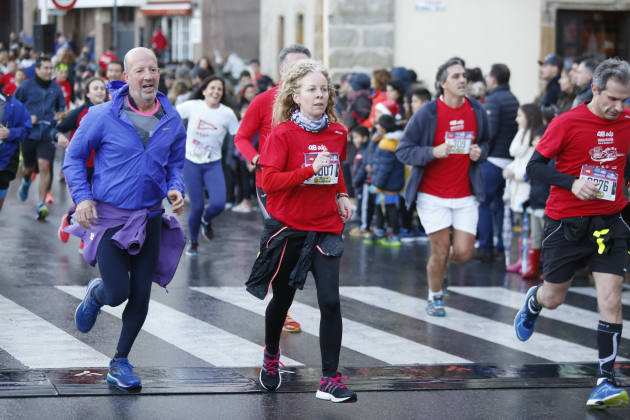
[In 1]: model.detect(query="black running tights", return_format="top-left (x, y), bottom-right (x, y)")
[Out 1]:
top-left (93, 215), bottom-right (162, 359)
top-left (265, 237), bottom-right (342, 377)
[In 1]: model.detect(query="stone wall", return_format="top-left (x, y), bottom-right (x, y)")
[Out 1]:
top-left (327, 0), bottom-right (394, 81)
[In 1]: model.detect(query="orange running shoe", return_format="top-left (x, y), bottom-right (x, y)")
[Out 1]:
top-left (282, 313), bottom-right (301, 333)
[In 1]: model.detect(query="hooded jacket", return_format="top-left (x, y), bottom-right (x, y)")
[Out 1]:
top-left (63, 84), bottom-right (186, 210)
top-left (0, 95), bottom-right (32, 171)
top-left (372, 130), bottom-right (405, 193)
top-left (395, 98), bottom-right (490, 208)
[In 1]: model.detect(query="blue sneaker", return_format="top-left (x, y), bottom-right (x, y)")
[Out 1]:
top-left (426, 295), bottom-right (446, 316)
top-left (107, 358), bottom-right (142, 389)
top-left (75, 278), bottom-right (102, 333)
top-left (185, 241), bottom-right (198, 257)
top-left (17, 179), bottom-right (30, 202)
top-left (36, 202), bottom-right (49, 221)
top-left (586, 379), bottom-right (629, 409)
top-left (514, 286), bottom-right (540, 341)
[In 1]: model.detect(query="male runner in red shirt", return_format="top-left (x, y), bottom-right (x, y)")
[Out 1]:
top-left (516, 58), bottom-right (630, 409)
top-left (396, 57), bottom-right (489, 317)
top-left (234, 44), bottom-right (311, 333)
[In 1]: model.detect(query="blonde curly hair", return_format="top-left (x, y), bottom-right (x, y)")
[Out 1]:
top-left (272, 59), bottom-right (338, 125)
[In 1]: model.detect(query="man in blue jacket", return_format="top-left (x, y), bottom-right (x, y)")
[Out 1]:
top-left (14, 56), bottom-right (65, 220)
top-left (63, 47), bottom-right (185, 390)
top-left (396, 57), bottom-right (489, 317)
top-left (475, 64), bottom-right (519, 261)
top-left (0, 93), bottom-right (32, 213)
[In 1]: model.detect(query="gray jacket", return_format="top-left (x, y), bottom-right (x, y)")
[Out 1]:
top-left (395, 97), bottom-right (490, 208)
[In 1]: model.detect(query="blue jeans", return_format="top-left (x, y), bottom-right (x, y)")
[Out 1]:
top-left (477, 161), bottom-right (505, 253)
top-left (183, 159), bottom-right (226, 241)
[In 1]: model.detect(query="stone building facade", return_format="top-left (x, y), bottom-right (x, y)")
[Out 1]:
top-left (260, 0), bottom-right (630, 103)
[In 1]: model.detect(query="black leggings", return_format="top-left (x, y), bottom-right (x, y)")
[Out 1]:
top-left (265, 237), bottom-right (342, 377)
top-left (93, 215), bottom-right (162, 358)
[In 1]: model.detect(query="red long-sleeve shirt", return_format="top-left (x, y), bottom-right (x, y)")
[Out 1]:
top-left (234, 85), bottom-right (278, 187)
top-left (260, 120), bottom-right (348, 233)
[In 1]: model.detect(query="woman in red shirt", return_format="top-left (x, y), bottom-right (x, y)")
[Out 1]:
top-left (247, 59), bottom-right (356, 403)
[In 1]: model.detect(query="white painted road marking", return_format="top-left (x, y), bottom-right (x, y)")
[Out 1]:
top-left (340, 286), bottom-right (612, 363)
top-left (193, 286), bottom-right (470, 365)
top-left (0, 293), bottom-right (110, 368)
top-left (57, 286), bottom-right (302, 368)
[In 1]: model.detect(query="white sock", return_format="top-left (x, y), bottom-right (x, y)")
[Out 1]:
top-left (428, 290), bottom-right (443, 301)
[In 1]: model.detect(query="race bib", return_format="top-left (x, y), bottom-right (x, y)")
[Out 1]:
top-left (579, 165), bottom-right (617, 201)
top-left (445, 131), bottom-right (474, 154)
top-left (186, 139), bottom-right (212, 161)
top-left (304, 153), bottom-right (340, 185)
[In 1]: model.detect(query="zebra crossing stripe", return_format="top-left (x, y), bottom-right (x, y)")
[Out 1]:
top-left (0, 293), bottom-right (110, 368)
top-left (339, 286), bottom-right (606, 363)
top-left (192, 286), bottom-right (470, 365)
top-left (56, 286), bottom-right (302, 368)
top-left (570, 286), bottom-right (630, 306)
top-left (448, 286), bottom-right (630, 338)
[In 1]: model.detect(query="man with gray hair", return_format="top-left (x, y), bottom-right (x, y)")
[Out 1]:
top-left (396, 57), bottom-right (489, 317)
top-left (516, 57), bottom-right (630, 409)
top-left (234, 44), bottom-right (311, 334)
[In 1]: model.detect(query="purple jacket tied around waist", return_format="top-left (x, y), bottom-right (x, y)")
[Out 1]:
top-left (65, 201), bottom-right (186, 287)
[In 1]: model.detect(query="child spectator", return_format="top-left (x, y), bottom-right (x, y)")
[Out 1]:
top-left (522, 105), bottom-right (556, 278)
top-left (349, 126), bottom-right (372, 237)
top-left (366, 114), bottom-right (405, 246)
top-left (503, 103), bottom-right (543, 272)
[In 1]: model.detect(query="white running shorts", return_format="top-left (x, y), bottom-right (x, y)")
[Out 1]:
top-left (416, 193), bottom-right (479, 235)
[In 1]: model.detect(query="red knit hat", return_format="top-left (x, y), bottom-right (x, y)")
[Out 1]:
top-left (375, 99), bottom-right (399, 117)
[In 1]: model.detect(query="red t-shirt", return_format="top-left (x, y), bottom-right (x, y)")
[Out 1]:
top-left (234, 85), bottom-right (278, 187)
top-left (58, 79), bottom-right (72, 108)
top-left (536, 103), bottom-right (630, 219)
top-left (260, 121), bottom-right (348, 233)
top-left (419, 98), bottom-right (477, 198)
top-left (98, 52), bottom-right (118, 72)
top-left (0, 73), bottom-right (15, 94)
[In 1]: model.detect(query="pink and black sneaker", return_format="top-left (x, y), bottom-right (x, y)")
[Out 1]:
top-left (259, 347), bottom-right (285, 391)
top-left (316, 372), bottom-right (357, 403)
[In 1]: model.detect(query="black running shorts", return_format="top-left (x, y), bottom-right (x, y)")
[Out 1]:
top-left (0, 170), bottom-right (15, 190)
top-left (541, 214), bottom-right (630, 283)
top-left (21, 139), bottom-right (55, 168)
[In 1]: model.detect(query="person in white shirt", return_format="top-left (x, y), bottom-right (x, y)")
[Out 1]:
top-left (176, 75), bottom-right (239, 256)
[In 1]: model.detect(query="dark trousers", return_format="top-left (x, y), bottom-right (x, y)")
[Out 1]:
top-left (265, 237), bottom-right (342, 377)
top-left (93, 215), bottom-right (162, 358)
top-left (477, 161), bottom-right (505, 253)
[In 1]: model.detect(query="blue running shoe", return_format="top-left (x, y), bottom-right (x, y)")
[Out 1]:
top-left (514, 286), bottom-right (540, 341)
top-left (75, 278), bottom-right (102, 333)
top-left (17, 179), bottom-right (30, 202)
top-left (107, 358), bottom-right (142, 389)
top-left (426, 296), bottom-right (446, 317)
top-left (185, 241), bottom-right (198, 257)
top-left (36, 202), bottom-right (49, 221)
top-left (586, 379), bottom-right (629, 409)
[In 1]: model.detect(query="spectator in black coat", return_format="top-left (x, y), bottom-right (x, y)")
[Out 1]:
top-left (475, 63), bottom-right (520, 261)
top-left (537, 53), bottom-right (563, 107)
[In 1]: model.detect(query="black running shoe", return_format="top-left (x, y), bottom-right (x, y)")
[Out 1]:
top-left (259, 348), bottom-right (284, 391)
top-left (316, 372), bottom-right (357, 403)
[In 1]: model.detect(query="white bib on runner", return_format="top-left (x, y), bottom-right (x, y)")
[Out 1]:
top-left (445, 131), bottom-right (474, 154)
top-left (579, 165), bottom-right (617, 201)
top-left (303, 152), bottom-right (340, 185)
